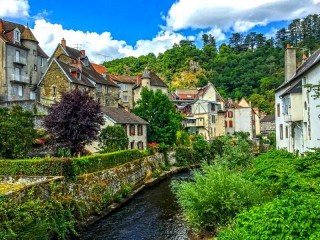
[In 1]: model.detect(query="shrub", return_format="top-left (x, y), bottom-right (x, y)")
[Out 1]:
top-left (0, 149), bottom-right (147, 178)
top-left (0, 106), bottom-right (36, 159)
top-left (175, 147), bottom-right (196, 166)
top-left (219, 191), bottom-right (320, 240)
top-left (171, 163), bottom-right (263, 232)
top-left (99, 125), bottom-right (129, 153)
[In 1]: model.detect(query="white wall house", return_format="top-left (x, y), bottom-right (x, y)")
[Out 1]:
top-left (275, 46), bottom-right (320, 153)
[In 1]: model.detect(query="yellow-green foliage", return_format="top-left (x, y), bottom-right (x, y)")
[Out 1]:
top-left (0, 183), bottom-right (25, 194)
top-left (0, 149), bottom-right (147, 178)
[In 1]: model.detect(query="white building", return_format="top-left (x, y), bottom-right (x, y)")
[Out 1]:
top-left (275, 46), bottom-right (320, 153)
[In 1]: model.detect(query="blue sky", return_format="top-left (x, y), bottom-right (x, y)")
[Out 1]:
top-left (1, 0), bottom-right (320, 63)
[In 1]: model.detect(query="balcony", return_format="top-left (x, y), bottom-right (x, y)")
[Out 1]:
top-left (13, 57), bottom-right (27, 66)
top-left (183, 117), bottom-right (205, 128)
top-left (10, 74), bottom-right (28, 84)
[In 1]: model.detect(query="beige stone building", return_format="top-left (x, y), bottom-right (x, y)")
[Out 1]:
top-left (102, 107), bottom-right (148, 150)
top-left (0, 19), bottom-right (48, 101)
top-left (109, 75), bottom-right (136, 109)
top-left (38, 38), bottom-right (119, 107)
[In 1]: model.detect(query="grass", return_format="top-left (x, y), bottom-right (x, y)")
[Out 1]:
top-left (0, 183), bottom-right (25, 194)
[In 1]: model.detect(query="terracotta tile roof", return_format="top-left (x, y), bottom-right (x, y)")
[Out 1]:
top-left (91, 63), bottom-right (108, 75)
top-left (102, 107), bottom-right (148, 124)
top-left (178, 93), bottom-right (197, 100)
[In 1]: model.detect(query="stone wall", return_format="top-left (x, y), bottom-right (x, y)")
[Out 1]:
top-left (0, 100), bottom-right (48, 114)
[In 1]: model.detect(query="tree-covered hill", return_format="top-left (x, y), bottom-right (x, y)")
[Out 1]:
top-left (104, 14), bottom-right (320, 114)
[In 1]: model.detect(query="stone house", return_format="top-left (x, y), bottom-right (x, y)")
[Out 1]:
top-left (38, 38), bottom-right (119, 107)
top-left (108, 68), bottom-right (169, 109)
top-left (174, 82), bottom-right (226, 140)
top-left (133, 69), bottom-right (168, 104)
top-left (225, 98), bottom-right (260, 139)
top-left (109, 75), bottom-right (137, 109)
top-left (260, 115), bottom-right (275, 136)
top-left (275, 45), bottom-right (320, 153)
top-left (102, 106), bottom-right (148, 150)
top-left (0, 19), bottom-right (48, 101)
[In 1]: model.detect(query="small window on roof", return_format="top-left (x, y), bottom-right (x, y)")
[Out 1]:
top-left (14, 28), bottom-right (20, 43)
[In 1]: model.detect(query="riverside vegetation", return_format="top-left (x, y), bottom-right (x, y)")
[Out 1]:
top-left (172, 136), bottom-right (320, 239)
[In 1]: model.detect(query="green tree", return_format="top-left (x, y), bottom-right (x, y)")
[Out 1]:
top-left (133, 88), bottom-right (183, 145)
top-left (99, 125), bottom-right (129, 152)
top-left (44, 89), bottom-right (105, 156)
top-left (0, 105), bottom-right (36, 159)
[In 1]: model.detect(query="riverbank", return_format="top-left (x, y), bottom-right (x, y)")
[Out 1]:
top-left (82, 164), bottom-right (199, 227)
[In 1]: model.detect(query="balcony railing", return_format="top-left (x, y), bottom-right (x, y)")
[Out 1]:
top-left (13, 57), bottom-right (27, 66)
top-left (10, 74), bottom-right (28, 83)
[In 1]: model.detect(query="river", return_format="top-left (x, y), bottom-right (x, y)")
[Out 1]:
top-left (80, 172), bottom-right (191, 240)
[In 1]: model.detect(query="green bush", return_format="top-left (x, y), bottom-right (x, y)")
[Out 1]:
top-left (219, 191), bottom-right (320, 240)
top-left (0, 149), bottom-right (147, 178)
top-left (172, 163), bottom-right (263, 232)
top-left (175, 147), bottom-right (196, 166)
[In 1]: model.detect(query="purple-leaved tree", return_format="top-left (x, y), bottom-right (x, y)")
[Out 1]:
top-left (44, 89), bottom-right (105, 156)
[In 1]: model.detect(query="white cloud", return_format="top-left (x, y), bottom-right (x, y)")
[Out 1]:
top-left (32, 20), bottom-right (192, 63)
top-left (165, 0), bottom-right (320, 33)
top-left (0, 0), bottom-right (29, 18)
top-left (198, 27), bottom-right (227, 43)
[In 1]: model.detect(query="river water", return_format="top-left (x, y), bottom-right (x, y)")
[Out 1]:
top-left (80, 172), bottom-right (191, 240)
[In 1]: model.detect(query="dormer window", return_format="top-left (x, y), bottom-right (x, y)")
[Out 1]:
top-left (14, 28), bottom-right (20, 43)
top-left (77, 72), bottom-right (81, 80)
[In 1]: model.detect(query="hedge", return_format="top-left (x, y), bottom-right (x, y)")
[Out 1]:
top-left (0, 149), bottom-right (147, 179)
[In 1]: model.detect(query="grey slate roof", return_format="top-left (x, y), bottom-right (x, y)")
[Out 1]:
top-left (280, 80), bottom-right (302, 97)
top-left (102, 107), bottom-right (148, 124)
top-left (277, 48), bottom-right (320, 91)
top-left (55, 60), bottom-right (95, 88)
top-left (261, 115), bottom-right (275, 123)
top-left (133, 71), bottom-right (168, 89)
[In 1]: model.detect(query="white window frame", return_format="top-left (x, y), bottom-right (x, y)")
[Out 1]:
top-left (14, 29), bottom-right (20, 43)
top-left (18, 85), bottom-right (23, 97)
top-left (122, 84), bottom-right (128, 91)
top-left (123, 95), bottom-right (128, 102)
top-left (15, 50), bottom-right (20, 62)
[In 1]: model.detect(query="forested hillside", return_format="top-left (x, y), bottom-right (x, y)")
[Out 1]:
top-left (104, 14), bottom-right (320, 114)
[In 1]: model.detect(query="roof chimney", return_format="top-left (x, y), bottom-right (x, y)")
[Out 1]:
top-left (80, 49), bottom-right (85, 56)
top-left (61, 38), bottom-right (66, 48)
top-left (302, 53), bottom-right (308, 64)
top-left (0, 20), bottom-right (3, 33)
top-left (285, 44), bottom-right (296, 82)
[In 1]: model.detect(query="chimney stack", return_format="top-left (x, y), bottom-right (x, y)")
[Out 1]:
top-left (0, 20), bottom-right (3, 33)
top-left (80, 49), bottom-right (85, 56)
top-left (285, 44), bottom-right (296, 82)
top-left (302, 53), bottom-right (308, 64)
top-left (61, 38), bottom-right (66, 48)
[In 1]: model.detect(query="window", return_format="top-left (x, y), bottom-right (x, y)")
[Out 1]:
top-left (41, 57), bottom-right (44, 67)
top-left (277, 104), bottom-right (280, 117)
top-left (122, 84), bottom-right (128, 91)
top-left (224, 112), bottom-right (228, 118)
top-left (33, 50), bottom-right (37, 56)
top-left (52, 86), bottom-right (56, 97)
top-left (97, 84), bottom-right (102, 92)
top-left (228, 111), bottom-right (233, 118)
top-left (14, 29), bottom-right (20, 42)
top-left (211, 104), bottom-right (216, 111)
top-left (130, 124), bottom-right (135, 136)
top-left (30, 91), bottom-right (36, 100)
top-left (77, 72), bottom-right (81, 80)
top-left (225, 121), bottom-right (227, 127)
top-left (280, 124), bottom-right (283, 140)
top-left (212, 115), bottom-right (216, 123)
top-left (105, 99), bottom-right (109, 106)
top-left (137, 141), bottom-right (144, 150)
top-left (229, 121), bottom-right (233, 128)
top-left (14, 67), bottom-right (21, 81)
top-left (123, 95), bottom-right (128, 102)
top-left (138, 125), bottom-right (143, 135)
top-left (285, 126), bottom-right (289, 138)
top-left (34, 64), bottom-right (37, 71)
top-left (130, 141), bottom-right (135, 149)
top-left (97, 98), bottom-right (101, 104)
top-left (106, 86), bottom-right (109, 94)
top-left (14, 85), bottom-right (23, 97)
top-left (15, 50), bottom-right (20, 62)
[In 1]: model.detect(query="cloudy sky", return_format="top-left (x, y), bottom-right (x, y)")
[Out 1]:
top-left (1, 0), bottom-right (320, 63)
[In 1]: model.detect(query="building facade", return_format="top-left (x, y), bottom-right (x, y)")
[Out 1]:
top-left (275, 46), bottom-right (320, 153)
top-left (0, 19), bottom-right (48, 101)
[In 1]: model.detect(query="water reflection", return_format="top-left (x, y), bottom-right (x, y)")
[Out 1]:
top-left (81, 172), bottom-right (191, 240)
